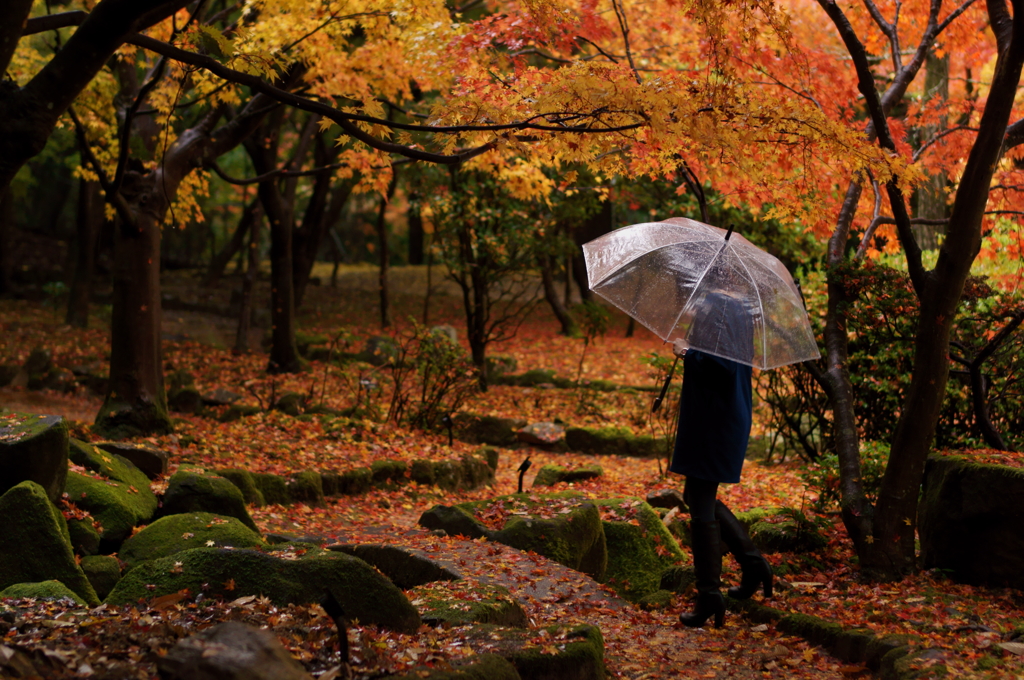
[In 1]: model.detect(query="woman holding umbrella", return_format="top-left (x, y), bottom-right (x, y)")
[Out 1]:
top-left (671, 291), bottom-right (773, 629)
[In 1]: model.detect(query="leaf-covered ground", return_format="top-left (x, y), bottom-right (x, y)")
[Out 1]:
top-left (0, 270), bottom-right (1022, 679)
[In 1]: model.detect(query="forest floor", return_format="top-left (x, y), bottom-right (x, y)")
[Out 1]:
top-left (0, 266), bottom-right (1022, 679)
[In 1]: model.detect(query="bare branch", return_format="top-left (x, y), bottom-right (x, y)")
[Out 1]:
top-left (610, 0), bottom-right (642, 84)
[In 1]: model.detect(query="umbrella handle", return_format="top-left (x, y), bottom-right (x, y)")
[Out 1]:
top-left (652, 355), bottom-right (680, 413)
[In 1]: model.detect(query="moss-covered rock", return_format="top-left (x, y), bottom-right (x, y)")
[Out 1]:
top-left (252, 472), bottom-right (290, 505)
top-left (0, 481), bottom-right (98, 605)
top-left (0, 580), bottom-right (86, 605)
top-left (465, 623), bottom-right (606, 680)
top-left (221, 403), bottom-right (261, 422)
top-left (216, 469), bottom-right (266, 506)
top-left (65, 470), bottom-right (157, 549)
top-left (453, 414), bottom-right (527, 447)
top-left (286, 470), bottom-right (325, 507)
top-left (67, 517), bottom-right (101, 556)
top-left (636, 589), bottom-right (675, 610)
top-left (371, 459), bottom-right (407, 484)
top-left (390, 654), bottom-right (521, 680)
top-left (594, 498), bottom-right (687, 603)
top-left (920, 454), bottom-right (1024, 589)
top-left (106, 548), bottom-right (420, 632)
top-left (491, 502), bottom-right (607, 581)
top-left (0, 413), bottom-right (69, 503)
top-left (274, 392), bottom-right (308, 416)
top-left (532, 464), bottom-right (603, 487)
top-left (564, 426), bottom-right (668, 459)
top-left (119, 512), bottom-right (265, 571)
top-left (160, 470), bottom-right (258, 531)
top-left (94, 441), bottom-right (169, 480)
top-left (412, 580), bottom-right (528, 628)
top-left (336, 467), bottom-right (372, 495)
top-left (80, 555), bottom-right (120, 600)
top-left (735, 507), bottom-right (828, 554)
top-left (68, 440), bottom-right (157, 519)
top-left (419, 505), bottom-right (493, 540)
top-left (328, 544), bottom-right (460, 588)
top-left (479, 446), bottom-right (500, 472)
top-left (777, 613), bottom-right (845, 649)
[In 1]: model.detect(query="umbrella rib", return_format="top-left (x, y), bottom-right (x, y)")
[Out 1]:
top-left (665, 239), bottom-right (731, 342)
top-left (732, 250), bottom-right (768, 369)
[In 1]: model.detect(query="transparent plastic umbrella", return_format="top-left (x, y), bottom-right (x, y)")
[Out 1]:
top-left (582, 217), bottom-right (820, 370)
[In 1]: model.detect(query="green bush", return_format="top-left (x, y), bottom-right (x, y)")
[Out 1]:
top-left (800, 441), bottom-right (889, 513)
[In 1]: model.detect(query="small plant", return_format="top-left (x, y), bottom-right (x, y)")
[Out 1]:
top-left (800, 440), bottom-right (889, 513)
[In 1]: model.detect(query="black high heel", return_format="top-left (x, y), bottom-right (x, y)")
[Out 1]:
top-left (727, 555), bottom-right (773, 599)
top-left (679, 591), bottom-right (725, 628)
top-left (716, 500), bottom-right (774, 600)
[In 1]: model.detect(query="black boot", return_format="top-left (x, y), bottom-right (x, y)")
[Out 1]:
top-left (716, 500), bottom-right (773, 599)
top-left (679, 520), bottom-right (725, 629)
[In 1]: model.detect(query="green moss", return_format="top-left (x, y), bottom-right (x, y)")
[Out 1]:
top-left (410, 459), bottom-right (436, 485)
top-left (338, 467), bottom-right (373, 494)
top-left (65, 471), bottom-right (154, 549)
top-left (215, 469), bottom-right (266, 506)
top-left (106, 548), bottom-right (420, 632)
top-left (478, 446), bottom-right (499, 471)
top-left (221, 404), bottom-right (261, 422)
top-left (564, 426), bottom-right (667, 458)
top-left (252, 472), bottom-right (290, 505)
top-left (161, 471), bottom-right (257, 531)
top-left (594, 498), bottom-right (686, 602)
top-left (371, 459), bottom-right (408, 484)
top-left (80, 555), bottom-right (120, 601)
top-left (637, 589), bottom-right (675, 610)
top-left (119, 512), bottom-right (265, 571)
top-left (468, 623), bottom-right (606, 680)
top-left (69, 439), bottom-right (150, 490)
top-left (778, 613), bottom-right (845, 648)
top-left (411, 581), bottom-right (528, 627)
top-left (0, 580), bottom-right (86, 605)
top-left (389, 654), bottom-right (520, 680)
top-left (532, 463), bottom-right (603, 487)
top-left (67, 517), bottom-right (100, 556)
top-left (287, 470), bottom-right (326, 506)
top-left (0, 481), bottom-right (99, 605)
top-left (491, 502), bottom-right (607, 580)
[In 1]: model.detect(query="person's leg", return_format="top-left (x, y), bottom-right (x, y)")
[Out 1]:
top-left (680, 477), bottom-right (724, 628)
top-left (716, 500), bottom-right (773, 599)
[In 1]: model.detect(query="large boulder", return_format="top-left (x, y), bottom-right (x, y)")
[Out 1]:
top-left (419, 505), bottom-right (493, 539)
top-left (328, 544), bottom-right (460, 588)
top-left (491, 502), bottom-right (607, 581)
top-left (594, 498), bottom-right (687, 603)
top-left (0, 580), bottom-right (86, 605)
top-left (390, 654), bottom-right (521, 680)
top-left (734, 507), bottom-right (828, 554)
top-left (64, 470), bottom-right (157, 549)
top-left (107, 548), bottom-right (421, 632)
top-left (159, 470), bottom-right (258, 531)
top-left (0, 481), bottom-right (99, 605)
top-left (80, 555), bottom-right (121, 601)
top-left (216, 468), bottom-right (266, 506)
top-left (920, 455), bottom-right (1024, 589)
top-left (95, 441), bottom-right (169, 479)
top-left (412, 580), bottom-right (529, 628)
top-left (68, 439), bottom-right (156, 508)
top-left (156, 621), bottom-right (312, 680)
top-left (0, 413), bottom-right (69, 502)
top-left (119, 512), bottom-right (265, 571)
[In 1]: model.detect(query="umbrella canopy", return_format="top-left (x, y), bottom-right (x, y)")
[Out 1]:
top-left (582, 217), bottom-right (820, 370)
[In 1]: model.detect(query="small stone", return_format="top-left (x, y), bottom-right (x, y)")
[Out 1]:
top-left (646, 489), bottom-right (687, 511)
top-left (516, 422), bottom-right (565, 446)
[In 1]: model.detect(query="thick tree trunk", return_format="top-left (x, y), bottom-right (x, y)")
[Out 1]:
top-left (914, 51), bottom-right (949, 250)
top-left (95, 212), bottom-right (171, 437)
top-left (66, 179), bottom-right (103, 327)
top-left (0, 189), bottom-right (14, 295)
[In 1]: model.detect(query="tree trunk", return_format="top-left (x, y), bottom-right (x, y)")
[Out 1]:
top-left (95, 212), bottom-right (171, 437)
top-left (293, 161), bottom-right (351, 308)
top-left (205, 196), bottom-right (259, 286)
top-left (914, 51), bottom-right (950, 250)
top-left (66, 179), bottom-right (104, 327)
top-left (541, 253), bottom-right (577, 336)
top-left (376, 172), bottom-right (397, 329)
top-left (234, 207), bottom-right (262, 353)
top-left (408, 192), bottom-right (424, 265)
top-left (0, 189), bottom-right (14, 295)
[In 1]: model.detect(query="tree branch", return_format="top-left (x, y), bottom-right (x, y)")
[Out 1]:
top-left (2, 0), bottom-right (41, 73)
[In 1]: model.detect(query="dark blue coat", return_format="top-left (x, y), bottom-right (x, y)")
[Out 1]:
top-left (669, 350), bottom-right (753, 483)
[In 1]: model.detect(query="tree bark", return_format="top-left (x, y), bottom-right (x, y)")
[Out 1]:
top-left (863, 0), bottom-right (1024, 579)
top-left (0, 189), bottom-right (14, 295)
top-left (234, 207), bottom-right (262, 353)
top-left (408, 192), bottom-right (425, 265)
top-left (377, 171), bottom-right (397, 329)
top-left (205, 196), bottom-right (260, 286)
top-left (66, 178), bottom-right (103, 327)
top-left (541, 253), bottom-right (577, 336)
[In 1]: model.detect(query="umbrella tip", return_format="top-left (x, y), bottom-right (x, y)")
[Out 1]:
top-left (724, 225), bottom-right (734, 241)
